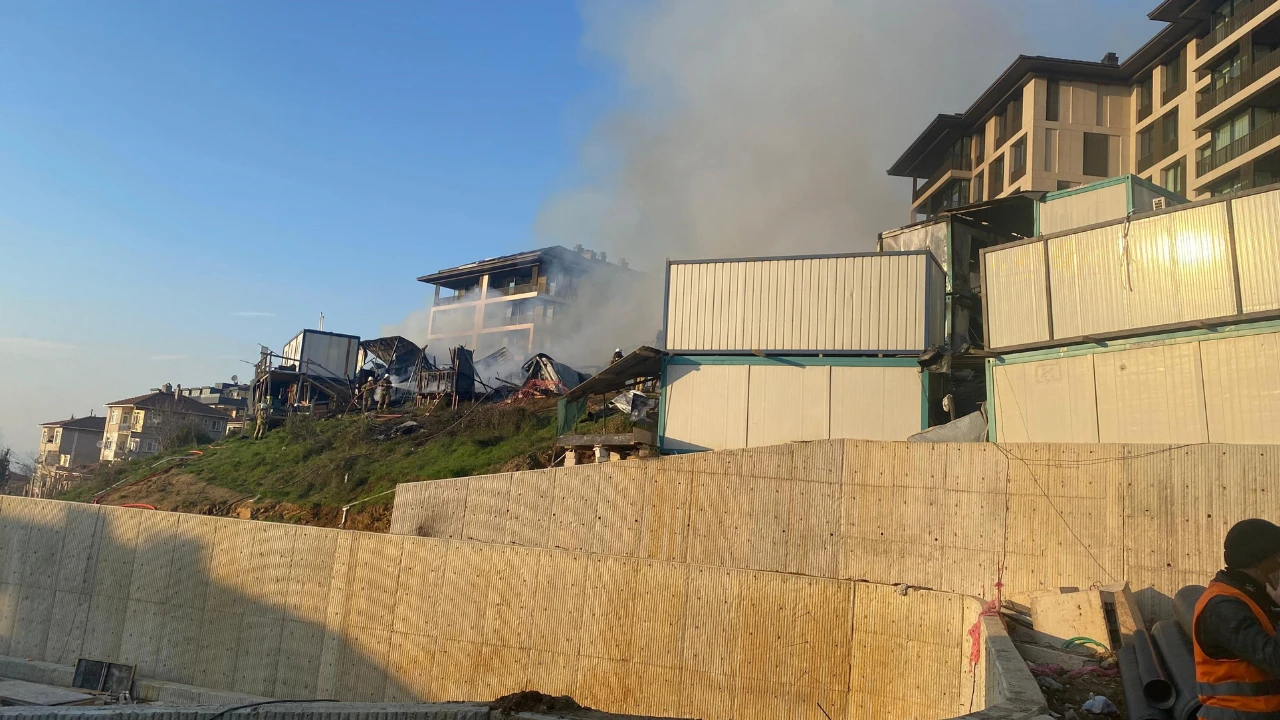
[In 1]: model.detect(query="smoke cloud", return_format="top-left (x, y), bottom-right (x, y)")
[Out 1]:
top-left (537, 0), bottom-right (1027, 267)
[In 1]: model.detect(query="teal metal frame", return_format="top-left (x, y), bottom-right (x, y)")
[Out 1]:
top-left (983, 318), bottom-right (1280, 440)
top-left (660, 355), bottom-right (929, 453)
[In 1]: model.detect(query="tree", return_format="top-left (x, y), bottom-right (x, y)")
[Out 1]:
top-left (0, 448), bottom-right (10, 487)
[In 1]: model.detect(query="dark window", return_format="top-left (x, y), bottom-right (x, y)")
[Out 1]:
top-left (996, 97), bottom-right (1022, 146)
top-left (1162, 108), bottom-right (1179, 150)
top-left (1162, 158), bottom-right (1186, 196)
top-left (1138, 75), bottom-right (1154, 121)
top-left (1138, 127), bottom-right (1154, 162)
top-left (972, 171), bottom-right (985, 203)
top-left (1010, 137), bottom-right (1027, 181)
top-left (1046, 80), bottom-right (1060, 122)
top-left (990, 155), bottom-right (1005, 196)
top-left (1163, 50), bottom-right (1185, 105)
top-left (1083, 132), bottom-right (1110, 177)
top-left (973, 131), bottom-right (985, 164)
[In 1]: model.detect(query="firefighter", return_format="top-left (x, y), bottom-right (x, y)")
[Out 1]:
top-left (1193, 518), bottom-right (1280, 720)
top-left (378, 374), bottom-right (393, 411)
top-left (611, 348), bottom-right (624, 365)
top-left (253, 397), bottom-right (269, 440)
top-left (360, 375), bottom-right (376, 412)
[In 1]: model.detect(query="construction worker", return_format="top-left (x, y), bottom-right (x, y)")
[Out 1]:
top-left (378, 374), bottom-right (393, 411)
top-left (611, 348), bottom-right (624, 365)
top-left (253, 397), bottom-right (269, 440)
top-left (1193, 518), bottom-right (1280, 720)
top-left (360, 375), bottom-right (376, 413)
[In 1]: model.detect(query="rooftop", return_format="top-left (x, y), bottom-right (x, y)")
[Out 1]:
top-left (417, 245), bottom-right (631, 288)
top-left (38, 416), bottom-right (107, 432)
top-left (104, 391), bottom-right (232, 419)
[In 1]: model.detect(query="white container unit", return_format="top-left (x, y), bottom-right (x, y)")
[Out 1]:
top-left (281, 330), bottom-right (361, 381)
top-left (982, 186), bottom-right (1280, 352)
top-left (664, 252), bottom-right (946, 354)
top-left (986, 321), bottom-right (1280, 445)
top-left (1037, 175), bottom-right (1186, 236)
top-left (659, 356), bottom-right (928, 452)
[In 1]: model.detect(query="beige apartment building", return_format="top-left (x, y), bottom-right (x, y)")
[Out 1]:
top-left (31, 415), bottom-right (107, 497)
top-left (100, 389), bottom-right (230, 463)
top-left (892, 0), bottom-right (1280, 221)
top-left (418, 245), bottom-right (637, 358)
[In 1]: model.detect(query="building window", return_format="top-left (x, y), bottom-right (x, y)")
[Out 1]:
top-left (972, 171), bottom-right (985, 203)
top-left (1212, 0), bottom-right (1250, 30)
top-left (990, 155), bottom-right (1005, 196)
top-left (1010, 137), bottom-right (1027, 181)
top-left (1162, 159), bottom-right (1186, 196)
top-left (1162, 108), bottom-right (1179, 151)
top-left (1162, 50), bottom-right (1185, 105)
top-left (1212, 53), bottom-right (1244, 92)
top-left (973, 131), bottom-right (985, 165)
top-left (1210, 172), bottom-right (1248, 197)
top-left (1138, 75), bottom-right (1154, 121)
top-left (109, 408), bottom-right (120, 425)
top-left (1083, 132), bottom-right (1110, 177)
top-left (997, 97), bottom-right (1023, 146)
top-left (1046, 80), bottom-right (1060, 122)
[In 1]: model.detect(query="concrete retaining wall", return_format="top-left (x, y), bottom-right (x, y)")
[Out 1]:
top-left (0, 497), bottom-right (985, 720)
top-left (391, 440), bottom-right (1278, 620)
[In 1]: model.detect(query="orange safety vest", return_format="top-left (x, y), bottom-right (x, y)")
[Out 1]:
top-left (1194, 580), bottom-right (1280, 720)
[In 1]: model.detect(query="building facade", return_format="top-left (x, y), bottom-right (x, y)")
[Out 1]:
top-left (31, 415), bottom-right (107, 497)
top-left (100, 390), bottom-right (230, 463)
top-left (892, 0), bottom-right (1280, 221)
top-left (418, 245), bottom-right (636, 358)
top-left (179, 382), bottom-right (252, 433)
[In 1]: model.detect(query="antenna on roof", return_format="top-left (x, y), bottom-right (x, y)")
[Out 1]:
top-left (319, 312), bottom-right (325, 331)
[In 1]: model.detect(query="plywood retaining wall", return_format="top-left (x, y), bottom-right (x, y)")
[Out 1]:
top-left (391, 439), bottom-right (1280, 621)
top-left (0, 497), bottom-right (982, 720)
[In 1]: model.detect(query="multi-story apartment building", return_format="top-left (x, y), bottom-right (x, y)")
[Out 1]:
top-left (31, 415), bottom-right (107, 496)
top-left (100, 389), bottom-right (230, 463)
top-left (891, 0), bottom-right (1280, 221)
top-left (179, 382), bottom-right (252, 433)
top-left (418, 245), bottom-right (637, 358)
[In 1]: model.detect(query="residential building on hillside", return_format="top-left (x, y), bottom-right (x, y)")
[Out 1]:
top-left (180, 382), bottom-right (252, 433)
top-left (100, 389), bottom-right (230, 463)
top-left (31, 415), bottom-right (107, 497)
top-left (418, 245), bottom-right (637, 358)
top-left (891, 0), bottom-right (1280, 221)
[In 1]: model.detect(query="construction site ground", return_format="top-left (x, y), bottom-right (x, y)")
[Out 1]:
top-left (57, 401), bottom-right (635, 531)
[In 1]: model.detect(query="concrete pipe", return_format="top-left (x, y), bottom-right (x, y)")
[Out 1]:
top-left (1121, 644), bottom-right (1175, 720)
top-left (1135, 629), bottom-right (1177, 709)
top-left (1152, 620), bottom-right (1203, 720)
top-left (1174, 585), bottom-right (1206, 638)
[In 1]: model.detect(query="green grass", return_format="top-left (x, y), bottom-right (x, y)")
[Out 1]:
top-left (58, 402), bottom-right (632, 509)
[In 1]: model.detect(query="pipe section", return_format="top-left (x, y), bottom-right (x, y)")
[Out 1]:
top-left (1152, 620), bottom-right (1202, 720)
top-left (1174, 585), bottom-right (1206, 638)
top-left (1135, 629), bottom-right (1177, 709)
top-left (1121, 644), bottom-right (1175, 720)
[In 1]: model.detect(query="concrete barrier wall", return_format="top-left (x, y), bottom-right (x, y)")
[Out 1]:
top-left (391, 440), bottom-right (1280, 620)
top-left (0, 497), bottom-right (983, 720)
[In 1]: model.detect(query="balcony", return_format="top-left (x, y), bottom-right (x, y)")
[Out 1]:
top-left (1198, 48), bottom-right (1280, 116)
top-left (1200, 0), bottom-right (1280, 55)
top-left (435, 291), bottom-right (481, 305)
top-left (1197, 115), bottom-right (1280, 175)
top-left (913, 154), bottom-right (973, 201)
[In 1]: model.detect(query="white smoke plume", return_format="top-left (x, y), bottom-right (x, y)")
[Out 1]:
top-left (537, 0), bottom-right (1030, 267)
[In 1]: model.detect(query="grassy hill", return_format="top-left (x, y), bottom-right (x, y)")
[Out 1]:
top-left (59, 400), bottom-right (629, 531)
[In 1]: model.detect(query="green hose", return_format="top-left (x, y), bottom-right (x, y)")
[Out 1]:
top-left (1062, 636), bottom-right (1109, 651)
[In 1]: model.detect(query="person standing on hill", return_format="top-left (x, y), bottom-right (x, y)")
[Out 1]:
top-left (1193, 518), bottom-right (1280, 720)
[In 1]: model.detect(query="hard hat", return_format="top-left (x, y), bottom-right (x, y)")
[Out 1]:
top-left (615, 348), bottom-right (622, 353)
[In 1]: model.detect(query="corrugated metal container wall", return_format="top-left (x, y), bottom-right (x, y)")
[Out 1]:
top-left (983, 242), bottom-right (1050, 348)
top-left (990, 324), bottom-right (1280, 444)
top-left (1038, 182), bottom-right (1128, 235)
top-left (288, 331), bottom-right (360, 379)
top-left (661, 359), bottom-right (923, 452)
top-left (1228, 188), bottom-right (1280, 314)
top-left (1048, 203), bottom-right (1235, 339)
top-left (664, 253), bottom-right (942, 353)
top-left (878, 221), bottom-right (948, 268)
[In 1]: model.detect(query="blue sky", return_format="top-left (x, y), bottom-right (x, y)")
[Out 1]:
top-left (0, 1), bottom-right (1158, 455)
